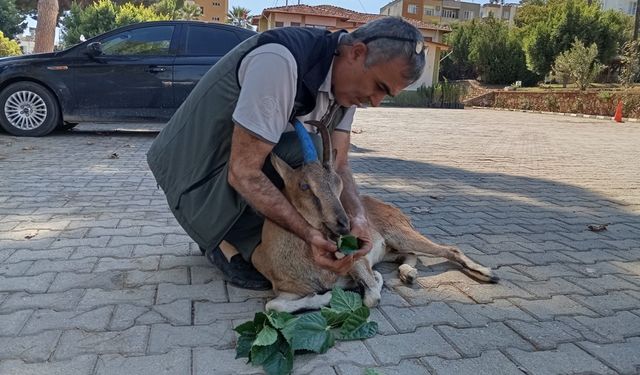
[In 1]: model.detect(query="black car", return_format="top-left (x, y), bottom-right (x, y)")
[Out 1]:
top-left (0, 21), bottom-right (255, 136)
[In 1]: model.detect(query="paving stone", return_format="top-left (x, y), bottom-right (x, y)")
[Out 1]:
top-left (391, 282), bottom-right (474, 305)
top-left (369, 307), bottom-right (397, 335)
top-left (565, 274), bottom-right (640, 294)
top-left (611, 260), bottom-right (640, 274)
top-left (194, 300), bottom-right (264, 324)
top-left (190, 265), bottom-right (225, 284)
top-left (55, 326), bottom-right (149, 360)
top-left (566, 261), bottom-right (633, 277)
top-left (192, 347), bottom-right (267, 375)
top-left (95, 349), bottom-right (190, 375)
top-left (505, 319), bottom-right (583, 350)
top-left (156, 281), bottom-right (227, 304)
top-left (339, 359), bottom-right (425, 375)
top-left (78, 287), bottom-right (156, 310)
top-left (378, 286), bottom-right (410, 307)
top-left (0, 354), bottom-right (96, 375)
top-left (0, 260), bottom-right (32, 276)
top-left (561, 249), bottom-right (627, 264)
top-left (70, 245), bottom-right (133, 259)
top-left (511, 295), bottom-right (598, 320)
top-left (292, 340), bottom-right (376, 373)
top-left (148, 322), bottom-right (235, 353)
top-left (569, 311), bottom-right (640, 342)
top-left (226, 284), bottom-right (274, 302)
top-left (22, 306), bottom-right (113, 335)
top-left (456, 280), bottom-right (533, 303)
top-left (511, 277), bottom-right (591, 298)
top-left (466, 252), bottom-right (530, 269)
top-left (0, 290), bottom-right (83, 313)
top-left (380, 302), bottom-right (468, 332)
top-left (366, 326), bottom-right (459, 365)
top-left (449, 299), bottom-right (535, 326)
top-left (153, 300), bottom-right (191, 326)
top-left (25, 257), bottom-right (97, 275)
top-left (0, 309), bottom-right (32, 335)
top-left (86, 226), bottom-right (140, 237)
top-left (0, 273), bottom-right (55, 293)
top-left (108, 235), bottom-right (164, 247)
top-left (132, 243), bottom-right (190, 257)
top-left (48, 271), bottom-right (125, 293)
top-left (48, 236), bottom-right (110, 249)
top-left (124, 268), bottom-right (188, 287)
top-left (423, 350), bottom-right (522, 375)
top-left (0, 238), bottom-right (55, 251)
top-left (109, 304), bottom-right (150, 330)
top-left (6, 247), bottom-right (74, 263)
top-left (159, 255), bottom-right (208, 269)
top-left (516, 251), bottom-right (580, 265)
top-left (511, 263), bottom-right (583, 280)
top-left (0, 330), bottom-right (60, 361)
top-left (94, 256), bottom-right (160, 272)
top-left (135, 310), bottom-right (166, 325)
top-left (570, 291), bottom-right (640, 316)
top-left (437, 322), bottom-right (533, 356)
top-left (507, 343), bottom-right (615, 375)
top-left (491, 266), bottom-right (534, 282)
top-left (579, 338), bottom-right (640, 374)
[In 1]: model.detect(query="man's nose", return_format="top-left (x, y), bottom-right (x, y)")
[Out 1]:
top-left (370, 93), bottom-right (386, 107)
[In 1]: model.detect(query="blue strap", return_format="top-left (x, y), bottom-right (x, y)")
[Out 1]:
top-left (293, 120), bottom-right (318, 163)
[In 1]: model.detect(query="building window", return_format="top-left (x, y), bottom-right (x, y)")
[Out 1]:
top-left (275, 21), bottom-right (284, 27)
top-left (305, 24), bottom-right (326, 29)
top-left (424, 6), bottom-right (435, 16)
top-left (212, 1), bottom-right (221, 5)
top-left (199, 6), bottom-right (204, 14)
top-left (630, 1), bottom-right (637, 15)
top-left (290, 22), bottom-right (300, 26)
top-left (407, 4), bottom-right (417, 13)
top-left (502, 10), bottom-right (510, 18)
top-left (212, 16), bottom-right (220, 21)
top-left (442, 9), bottom-right (458, 18)
top-left (463, 10), bottom-right (473, 19)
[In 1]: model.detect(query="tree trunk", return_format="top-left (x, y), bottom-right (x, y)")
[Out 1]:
top-left (33, 0), bottom-right (59, 53)
top-left (634, 0), bottom-right (640, 40)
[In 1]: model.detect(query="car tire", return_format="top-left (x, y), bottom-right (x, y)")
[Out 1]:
top-left (0, 82), bottom-right (60, 137)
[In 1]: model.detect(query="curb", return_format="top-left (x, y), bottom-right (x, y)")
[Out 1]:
top-left (470, 106), bottom-right (640, 123)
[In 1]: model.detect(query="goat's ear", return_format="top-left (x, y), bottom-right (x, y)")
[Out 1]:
top-left (270, 153), bottom-right (293, 179)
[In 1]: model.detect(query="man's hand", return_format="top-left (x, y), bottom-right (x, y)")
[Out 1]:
top-left (349, 215), bottom-right (373, 260)
top-left (306, 228), bottom-right (354, 275)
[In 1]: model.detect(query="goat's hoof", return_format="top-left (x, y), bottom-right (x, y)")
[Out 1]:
top-left (399, 264), bottom-right (417, 284)
top-left (364, 293), bottom-right (381, 308)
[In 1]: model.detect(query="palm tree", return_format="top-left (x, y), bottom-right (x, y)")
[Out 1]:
top-left (33, 0), bottom-right (58, 53)
top-left (227, 6), bottom-right (253, 29)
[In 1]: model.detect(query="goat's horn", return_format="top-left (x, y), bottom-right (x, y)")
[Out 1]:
top-left (305, 119), bottom-right (331, 169)
top-left (293, 120), bottom-right (318, 164)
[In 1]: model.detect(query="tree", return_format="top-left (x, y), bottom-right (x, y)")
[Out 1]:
top-left (0, 0), bottom-right (27, 38)
top-left (152, 0), bottom-right (201, 20)
top-left (440, 20), bottom-right (478, 80)
top-left (619, 40), bottom-right (640, 86)
top-left (553, 38), bottom-right (603, 90)
top-left (33, 0), bottom-right (59, 53)
top-left (0, 30), bottom-right (22, 56)
top-left (227, 6), bottom-right (253, 29)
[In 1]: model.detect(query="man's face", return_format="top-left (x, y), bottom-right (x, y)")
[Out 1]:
top-left (332, 43), bottom-right (412, 108)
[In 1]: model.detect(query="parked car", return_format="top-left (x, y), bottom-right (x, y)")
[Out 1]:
top-left (0, 21), bottom-right (256, 136)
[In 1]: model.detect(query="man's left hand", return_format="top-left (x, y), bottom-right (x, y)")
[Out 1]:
top-left (349, 215), bottom-right (373, 260)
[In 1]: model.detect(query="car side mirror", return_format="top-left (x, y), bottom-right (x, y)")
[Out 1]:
top-left (86, 42), bottom-right (103, 57)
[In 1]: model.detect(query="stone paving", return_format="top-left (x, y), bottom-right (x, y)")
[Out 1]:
top-left (0, 108), bottom-right (639, 375)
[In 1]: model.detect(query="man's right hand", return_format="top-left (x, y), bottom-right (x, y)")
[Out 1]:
top-left (306, 228), bottom-right (354, 275)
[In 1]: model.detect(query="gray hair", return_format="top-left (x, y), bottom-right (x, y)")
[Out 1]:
top-left (340, 17), bottom-right (426, 83)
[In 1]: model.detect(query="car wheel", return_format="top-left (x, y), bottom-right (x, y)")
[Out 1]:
top-left (0, 82), bottom-right (60, 137)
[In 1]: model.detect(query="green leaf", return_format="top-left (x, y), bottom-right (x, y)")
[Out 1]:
top-left (339, 306), bottom-right (377, 340)
top-left (253, 312), bottom-right (268, 332)
top-left (262, 347), bottom-right (294, 375)
top-left (266, 310), bottom-right (296, 330)
top-left (235, 333), bottom-right (255, 359)
top-left (330, 287), bottom-right (362, 313)
top-left (340, 321), bottom-right (378, 341)
top-left (320, 307), bottom-right (350, 328)
top-left (281, 312), bottom-right (334, 354)
top-left (254, 325), bottom-right (278, 346)
top-left (234, 320), bottom-right (255, 335)
top-left (251, 340), bottom-right (279, 365)
top-left (338, 234), bottom-right (359, 255)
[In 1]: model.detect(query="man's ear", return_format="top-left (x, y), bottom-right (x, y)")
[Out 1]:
top-left (270, 153), bottom-right (293, 179)
top-left (351, 42), bottom-right (367, 62)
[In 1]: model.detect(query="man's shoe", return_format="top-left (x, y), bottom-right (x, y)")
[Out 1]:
top-left (205, 247), bottom-right (272, 291)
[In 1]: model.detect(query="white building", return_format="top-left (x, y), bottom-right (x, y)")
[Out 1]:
top-left (601, 0), bottom-right (637, 15)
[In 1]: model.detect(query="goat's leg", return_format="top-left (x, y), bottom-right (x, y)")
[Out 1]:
top-left (349, 259), bottom-right (383, 307)
top-left (384, 252), bottom-right (419, 284)
top-left (364, 196), bottom-right (498, 283)
top-left (265, 291), bottom-right (332, 313)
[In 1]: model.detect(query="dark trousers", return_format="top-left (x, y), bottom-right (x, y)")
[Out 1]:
top-left (224, 131), bottom-right (322, 262)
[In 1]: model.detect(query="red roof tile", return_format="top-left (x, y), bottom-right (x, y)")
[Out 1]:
top-left (261, 4), bottom-right (451, 32)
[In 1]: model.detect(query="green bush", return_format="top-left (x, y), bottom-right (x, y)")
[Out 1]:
top-left (384, 82), bottom-right (467, 108)
top-left (0, 30), bottom-right (21, 57)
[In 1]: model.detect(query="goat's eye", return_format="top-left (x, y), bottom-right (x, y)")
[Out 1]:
top-left (299, 183), bottom-right (310, 191)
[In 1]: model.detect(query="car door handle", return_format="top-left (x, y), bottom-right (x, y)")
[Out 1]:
top-left (146, 66), bottom-right (167, 73)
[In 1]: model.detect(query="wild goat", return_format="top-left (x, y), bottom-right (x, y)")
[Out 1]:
top-left (251, 117), bottom-right (498, 313)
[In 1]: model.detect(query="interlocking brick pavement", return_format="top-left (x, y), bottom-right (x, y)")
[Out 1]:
top-left (1, 108), bottom-right (639, 374)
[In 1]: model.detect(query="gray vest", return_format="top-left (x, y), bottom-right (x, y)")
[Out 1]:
top-left (146, 35), bottom-right (347, 250)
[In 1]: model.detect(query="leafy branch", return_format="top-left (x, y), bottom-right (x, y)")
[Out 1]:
top-left (235, 287), bottom-right (378, 375)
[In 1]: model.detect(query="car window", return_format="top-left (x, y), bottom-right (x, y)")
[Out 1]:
top-left (101, 26), bottom-right (174, 56)
top-left (185, 26), bottom-right (241, 56)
